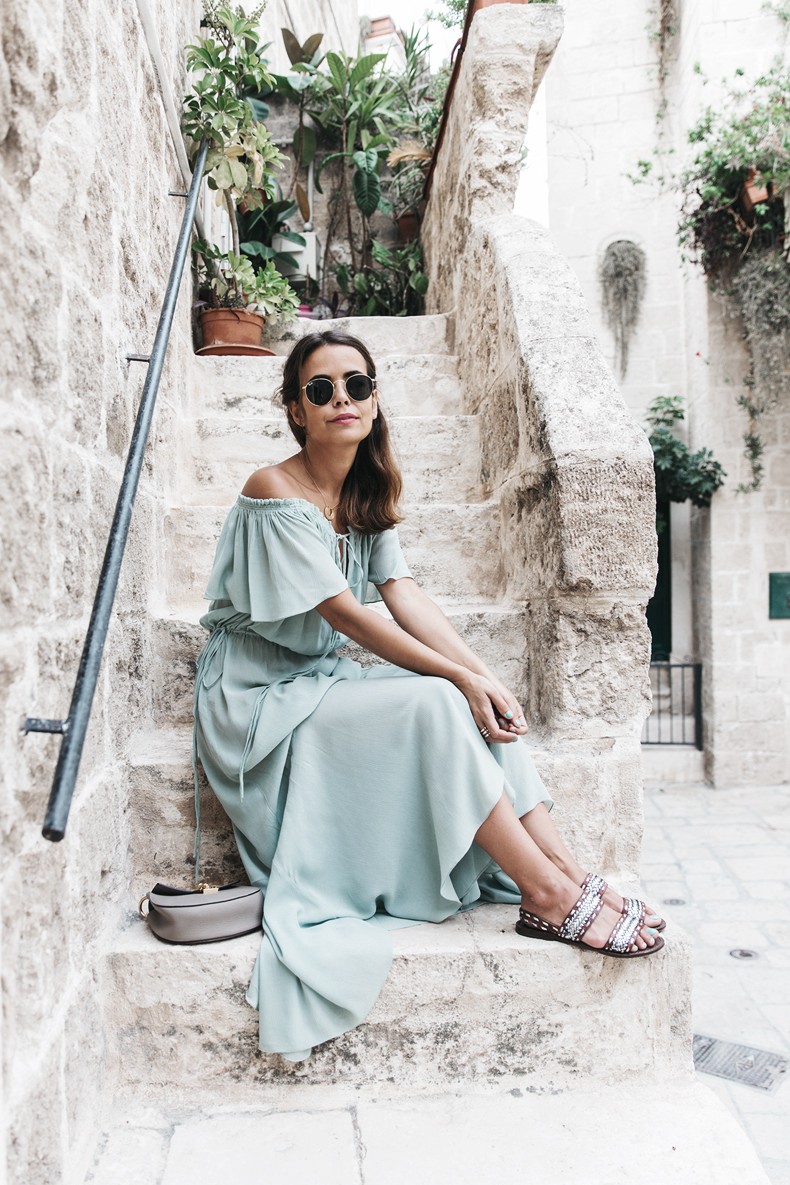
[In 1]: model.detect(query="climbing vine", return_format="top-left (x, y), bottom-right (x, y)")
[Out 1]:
top-left (598, 240), bottom-right (647, 380)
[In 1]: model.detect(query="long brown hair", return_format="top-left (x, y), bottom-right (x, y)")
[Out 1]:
top-left (277, 330), bottom-right (403, 533)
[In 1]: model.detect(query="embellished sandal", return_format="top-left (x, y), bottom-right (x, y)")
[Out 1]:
top-left (516, 879), bottom-right (665, 959)
top-left (582, 872), bottom-right (666, 933)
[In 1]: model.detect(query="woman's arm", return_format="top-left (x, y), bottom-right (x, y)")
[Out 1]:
top-left (377, 577), bottom-right (494, 678)
top-left (316, 587), bottom-right (526, 743)
top-left (378, 578), bottom-right (528, 733)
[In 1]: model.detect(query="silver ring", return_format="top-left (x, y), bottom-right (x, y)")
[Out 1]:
top-left (479, 725), bottom-right (490, 739)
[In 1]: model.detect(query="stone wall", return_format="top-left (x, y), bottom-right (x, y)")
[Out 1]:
top-left (0, 2), bottom-right (201, 1181)
top-left (541, 0), bottom-right (789, 784)
top-left (421, 5), bottom-right (657, 876)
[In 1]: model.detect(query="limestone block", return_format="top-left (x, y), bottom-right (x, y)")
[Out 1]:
top-left (1, 838), bottom-right (71, 1080)
top-left (532, 739), bottom-right (645, 876)
top-left (127, 727), bottom-right (244, 886)
top-left (161, 1111), bottom-right (362, 1185)
top-left (105, 907), bottom-right (691, 1099)
top-left (262, 314), bottom-right (452, 358)
top-left (5, 1043), bottom-right (65, 1185)
top-left (150, 614), bottom-right (203, 725)
top-left (63, 985), bottom-right (109, 1179)
top-left (423, 7), bottom-right (563, 307)
top-left (523, 597), bottom-right (652, 734)
top-left (0, 409), bottom-right (55, 627)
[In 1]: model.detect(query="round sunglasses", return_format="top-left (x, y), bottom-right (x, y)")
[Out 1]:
top-left (301, 373), bottom-right (375, 406)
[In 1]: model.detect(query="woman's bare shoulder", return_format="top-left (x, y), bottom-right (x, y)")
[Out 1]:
top-left (241, 464), bottom-right (297, 500)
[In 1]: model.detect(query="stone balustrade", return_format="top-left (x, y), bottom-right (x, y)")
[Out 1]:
top-left (422, 4), bottom-right (658, 872)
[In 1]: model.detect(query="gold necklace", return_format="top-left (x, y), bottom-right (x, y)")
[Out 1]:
top-left (298, 454), bottom-right (336, 521)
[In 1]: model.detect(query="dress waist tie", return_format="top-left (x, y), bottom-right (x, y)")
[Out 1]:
top-left (192, 626), bottom-right (229, 882)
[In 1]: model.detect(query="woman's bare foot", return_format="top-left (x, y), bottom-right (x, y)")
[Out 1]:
top-left (584, 874), bottom-right (664, 930)
top-left (517, 806), bottom-right (665, 929)
top-left (521, 877), bottom-right (661, 953)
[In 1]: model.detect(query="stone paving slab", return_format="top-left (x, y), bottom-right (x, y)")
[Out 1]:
top-left (84, 1080), bottom-right (769, 1185)
top-left (641, 782), bottom-right (790, 1185)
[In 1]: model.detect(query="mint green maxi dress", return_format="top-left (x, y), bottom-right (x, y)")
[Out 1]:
top-left (193, 495), bottom-right (552, 1061)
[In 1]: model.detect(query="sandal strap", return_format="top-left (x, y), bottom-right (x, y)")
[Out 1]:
top-left (518, 906), bottom-right (563, 936)
top-left (518, 882), bottom-right (605, 942)
top-left (583, 873), bottom-right (608, 897)
top-left (559, 880), bottom-right (604, 942)
top-left (606, 898), bottom-right (646, 953)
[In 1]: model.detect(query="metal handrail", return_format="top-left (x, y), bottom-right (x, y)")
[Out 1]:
top-left (23, 138), bottom-right (209, 842)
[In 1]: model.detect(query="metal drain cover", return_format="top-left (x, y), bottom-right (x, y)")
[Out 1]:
top-left (693, 1034), bottom-right (788, 1092)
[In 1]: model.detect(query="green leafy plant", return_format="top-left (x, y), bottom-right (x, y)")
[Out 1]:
top-left (631, 58), bottom-right (789, 490)
top-left (675, 61), bottom-right (789, 277)
top-left (335, 240), bottom-right (429, 317)
top-left (308, 51), bottom-right (400, 271)
top-left (646, 396), bottom-right (726, 520)
top-left (239, 193), bottom-right (306, 271)
top-left (183, 3), bottom-right (299, 322)
top-left (182, 5), bottom-right (283, 213)
top-left (193, 244), bottom-right (299, 318)
top-left (270, 27), bottom-right (326, 213)
top-left (425, 0), bottom-right (466, 29)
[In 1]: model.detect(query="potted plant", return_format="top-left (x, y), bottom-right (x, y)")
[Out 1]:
top-left (387, 154), bottom-right (429, 241)
top-left (182, 2), bottom-right (300, 352)
top-left (193, 245), bottom-right (299, 354)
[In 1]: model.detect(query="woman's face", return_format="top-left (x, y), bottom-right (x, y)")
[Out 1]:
top-left (291, 343), bottom-right (378, 447)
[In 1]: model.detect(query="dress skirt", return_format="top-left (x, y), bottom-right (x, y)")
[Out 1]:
top-left (193, 497), bottom-right (552, 1061)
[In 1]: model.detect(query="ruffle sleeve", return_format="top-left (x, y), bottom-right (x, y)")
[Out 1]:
top-left (367, 526), bottom-right (412, 587)
top-left (204, 497), bottom-right (349, 623)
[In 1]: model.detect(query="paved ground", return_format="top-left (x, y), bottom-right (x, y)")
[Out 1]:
top-left (642, 781), bottom-right (790, 1185)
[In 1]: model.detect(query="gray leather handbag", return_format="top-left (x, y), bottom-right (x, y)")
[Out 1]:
top-left (138, 881), bottom-right (263, 945)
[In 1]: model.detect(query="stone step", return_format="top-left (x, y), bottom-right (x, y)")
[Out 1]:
top-left (147, 600), bottom-right (528, 730)
top-left (184, 415), bottom-right (483, 506)
top-left (104, 903), bottom-right (692, 1101)
top-left (164, 502), bottom-right (505, 611)
top-left (641, 744), bottom-right (706, 786)
top-left (84, 1078), bottom-right (770, 1185)
top-left (127, 727), bottom-right (244, 887)
top-left (259, 312), bottom-right (453, 357)
top-left (191, 352), bottom-right (463, 418)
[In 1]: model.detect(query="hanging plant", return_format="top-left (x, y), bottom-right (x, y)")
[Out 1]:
top-left (598, 240), bottom-right (647, 380)
top-left (630, 57), bottom-right (789, 490)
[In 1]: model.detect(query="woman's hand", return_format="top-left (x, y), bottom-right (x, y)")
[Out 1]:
top-left (453, 672), bottom-right (529, 744)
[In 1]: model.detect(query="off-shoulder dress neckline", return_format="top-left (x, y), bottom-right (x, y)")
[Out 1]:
top-left (236, 494), bottom-right (352, 539)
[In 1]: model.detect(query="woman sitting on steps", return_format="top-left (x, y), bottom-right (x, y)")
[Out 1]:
top-left (192, 328), bottom-right (665, 1063)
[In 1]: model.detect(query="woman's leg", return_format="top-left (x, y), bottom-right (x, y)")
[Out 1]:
top-left (518, 803), bottom-right (663, 924)
top-left (475, 794), bottom-right (659, 951)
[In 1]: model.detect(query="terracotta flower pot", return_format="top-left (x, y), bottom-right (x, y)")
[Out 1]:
top-left (396, 211), bottom-right (420, 242)
top-left (198, 308), bottom-right (274, 356)
top-left (740, 168), bottom-right (771, 216)
top-left (474, 0), bottom-right (529, 8)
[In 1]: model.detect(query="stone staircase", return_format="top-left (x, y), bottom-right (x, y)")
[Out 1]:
top-left (112, 309), bottom-right (684, 1080)
top-left (88, 314), bottom-right (769, 1183)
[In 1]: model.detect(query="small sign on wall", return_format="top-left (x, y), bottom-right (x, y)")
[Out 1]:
top-left (769, 573), bottom-right (790, 619)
